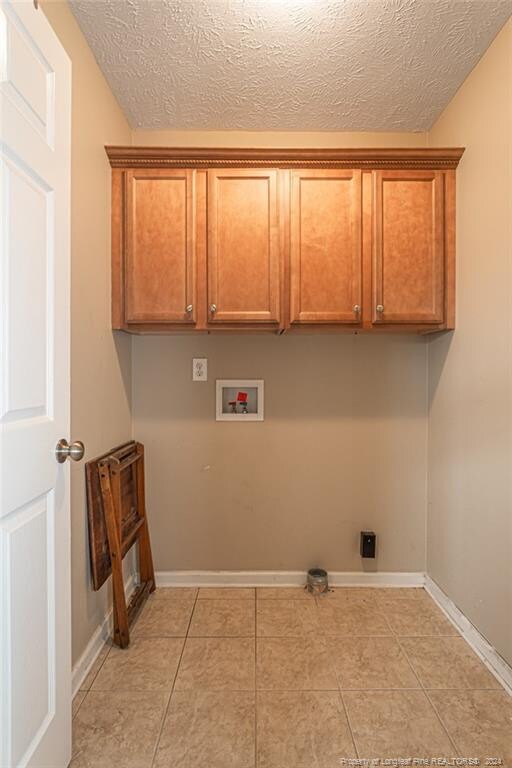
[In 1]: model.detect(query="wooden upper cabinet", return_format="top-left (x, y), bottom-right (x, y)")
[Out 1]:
top-left (207, 169), bottom-right (280, 324)
top-left (108, 146), bottom-right (462, 334)
top-left (290, 169), bottom-right (362, 324)
top-left (125, 169), bottom-right (195, 324)
top-left (373, 171), bottom-right (445, 325)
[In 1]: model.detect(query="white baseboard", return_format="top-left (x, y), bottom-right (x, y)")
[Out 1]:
top-left (425, 575), bottom-right (512, 696)
top-left (71, 573), bottom-right (138, 697)
top-left (155, 570), bottom-right (425, 588)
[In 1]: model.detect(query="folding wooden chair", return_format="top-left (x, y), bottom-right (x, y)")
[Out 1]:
top-left (86, 441), bottom-right (155, 648)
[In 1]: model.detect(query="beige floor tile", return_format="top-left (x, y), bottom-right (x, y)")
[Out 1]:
top-left (429, 690), bottom-right (512, 764)
top-left (198, 587), bottom-right (255, 599)
top-left (79, 643), bottom-right (111, 691)
top-left (317, 600), bottom-right (392, 636)
top-left (175, 637), bottom-right (255, 690)
top-left (321, 588), bottom-right (429, 601)
top-left (401, 637), bottom-right (500, 690)
top-left (132, 598), bottom-right (194, 637)
top-left (344, 689), bottom-right (454, 758)
top-left (257, 587), bottom-right (313, 600)
top-left (91, 637), bottom-right (184, 692)
top-left (152, 587), bottom-right (198, 600)
top-left (372, 587), bottom-right (426, 600)
top-left (411, 590), bottom-right (438, 608)
top-left (72, 691), bottom-right (87, 719)
top-left (71, 690), bottom-right (167, 768)
top-left (257, 691), bottom-right (356, 767)
top-left (154, 690), bottom-right (255, 768)
top-left (257, 637), bottom-right (338, 690)
top-left (321, 587), bottom-right (379, 602)
top-left (328, 637), bottom-right (419, 690)
top-left (257, 600), bottom-right (320, 637)
top-left (380, 598), bottom-right (459, 636)
top-left (188, 599), bottom-right (255, 636)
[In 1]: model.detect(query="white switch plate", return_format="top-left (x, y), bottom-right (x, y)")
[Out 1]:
top-left (193, 358), bottom-right (207, 381)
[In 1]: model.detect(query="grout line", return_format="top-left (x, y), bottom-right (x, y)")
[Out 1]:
top-left (256, 687), bottom-right (340, 692)
top-left (134, 632), bottom-right (463, 639)
top-left (256, 686), bottom-right (512, 692)
top-left (79, 643), bottom-right (112, 693)
top-left (179, 634), bottom-right (256, 639)
top-left (395, 632), bottom-right (460, 757)
top-left (339, 690), bottom-right (360, 760)
top-left (422, 687), bottom-right (462, 758)
top-left (322, 628), bottom-right (360, 759)
top-left (149, 589), bottom-right (199, 768)
top-left (71, 690), bottom-right (88, 721)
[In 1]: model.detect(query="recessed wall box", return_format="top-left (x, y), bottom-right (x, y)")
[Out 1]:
top-left (360, 531), bottom-right (376, 558)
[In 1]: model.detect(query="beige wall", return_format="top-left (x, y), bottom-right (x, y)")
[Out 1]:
top-left (42, 2), bottom-right (133, 665)
top-left (427, 20), bottom-right (512, 664)
top-left (133, 334), bottom-right (428, 573)
top-left (132, 129), bottom-right (427, 148)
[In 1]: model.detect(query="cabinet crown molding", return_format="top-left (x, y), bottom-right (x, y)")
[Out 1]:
top-left (105, 146), bottom-right (464, 170)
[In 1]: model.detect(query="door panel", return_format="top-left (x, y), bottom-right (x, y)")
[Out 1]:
top-left (290, 169), bottom-right (362, 323)
top-left (207, 169), bottom-right (280, 323)
top-left (7, 494), bottom-right (54, 767)
top-left (2, 156), bottom-right (49, 420)
top-left (125, 169), bottom-right (195, 323)
top-left (0, 2), bottom-right (72, 767)
top-left (373, 171), bottom-right (444, 324)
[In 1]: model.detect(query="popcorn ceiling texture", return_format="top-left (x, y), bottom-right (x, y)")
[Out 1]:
top-left (70, 0), bottom-right (512, 131)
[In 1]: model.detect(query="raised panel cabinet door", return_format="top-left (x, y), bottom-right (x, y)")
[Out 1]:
top-left (207, 169), bottom-right (280, 323)
top-left (373, 170), bottom-right (445, 325)
top-left (125, 169), bottom-right (196, 323)
top-left (290, 169), bottom-right (362, 323)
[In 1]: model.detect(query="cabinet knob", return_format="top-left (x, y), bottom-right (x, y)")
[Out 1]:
top-left (353, 304), bottom-right (361, 315)
top-left (185, 304), bottom-right (193, 313)
top-left (376, 304), bottom-right (384, 314)
top-left (209, 304), bottom-right (217, 314)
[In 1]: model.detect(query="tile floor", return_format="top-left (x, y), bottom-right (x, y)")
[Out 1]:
top-left (71, 586), bottom-right (512, 768)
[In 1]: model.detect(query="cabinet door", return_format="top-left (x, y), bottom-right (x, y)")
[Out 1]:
top-left (125, 169), bottom-right (195, 323)
top-left (207, 169), bottom-right (280, 324)
top-left (373, 171), bottom-right (444, 325)
top-left (290, 169), bottom-right (362, 323)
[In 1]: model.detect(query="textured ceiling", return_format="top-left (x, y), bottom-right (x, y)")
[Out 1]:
top-left (70, 0), bottom-right (512, 132)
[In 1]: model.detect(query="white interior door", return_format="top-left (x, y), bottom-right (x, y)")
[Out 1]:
top-left (0, 1), bottom-right (72, 766)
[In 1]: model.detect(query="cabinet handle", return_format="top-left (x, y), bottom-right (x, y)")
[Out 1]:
top-left (353, 304), bottom-right (361, 316)
top-left (185, 304), bottom-right (193, 313)
top-left (209, 304), bottom-right (217, 314)
top-left (376, 304), bottom-right (384, 314)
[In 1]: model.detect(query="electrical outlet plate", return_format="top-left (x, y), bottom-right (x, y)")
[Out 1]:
top-left (193, 358), bottom-right (207, 381)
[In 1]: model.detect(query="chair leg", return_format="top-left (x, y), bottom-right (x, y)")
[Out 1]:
top-left (136, 444), bottom-right (155, 592)
top-left (99, 461), bottom-right (130, 648)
